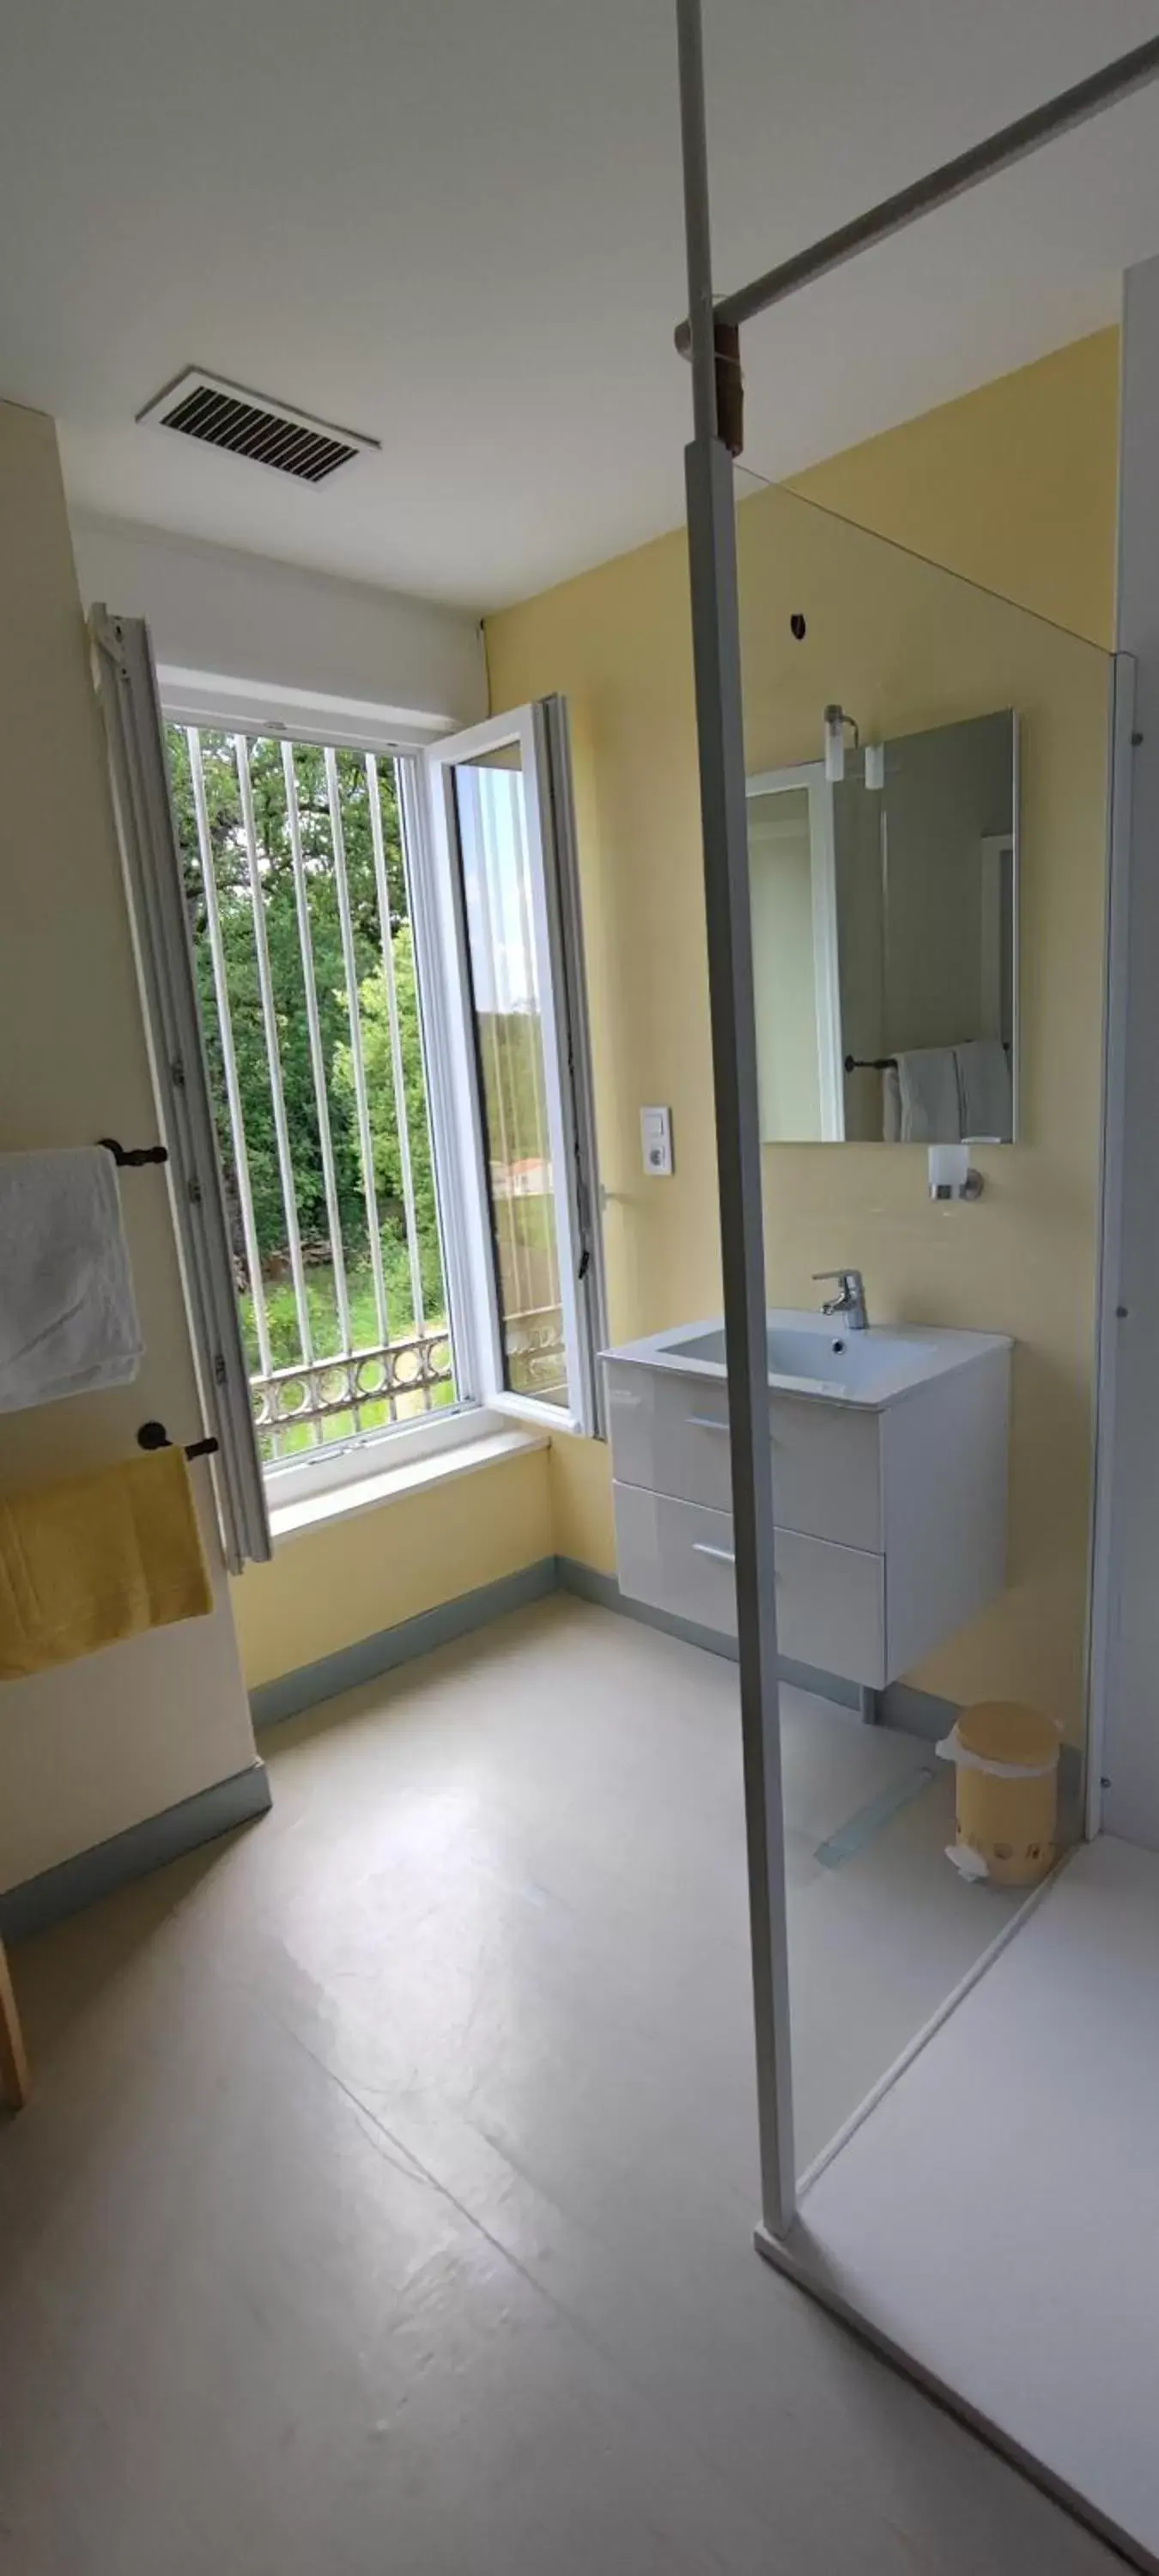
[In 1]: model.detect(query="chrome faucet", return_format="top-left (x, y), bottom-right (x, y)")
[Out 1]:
top-left (813, 1268), bottom-right (868, 1332)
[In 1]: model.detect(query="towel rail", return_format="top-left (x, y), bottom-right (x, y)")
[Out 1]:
top-left (137, 1419), bottom-right (220, 1461)
top-left (98, 1138), bottom-right (169, 1168)
top-left (844, 1054), bottom-right (897, 1073)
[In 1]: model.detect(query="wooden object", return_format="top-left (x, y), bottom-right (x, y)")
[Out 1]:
top-left (0, 1939), bottom-right (29, 2110)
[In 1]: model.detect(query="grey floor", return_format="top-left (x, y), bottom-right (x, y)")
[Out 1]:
top-left (0, 1595), bottom-right (1114, 2574)
top-left (782, 1832), bottom-right (1159, 2567)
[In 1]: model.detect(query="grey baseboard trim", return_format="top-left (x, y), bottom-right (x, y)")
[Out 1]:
top-left (555, 1554), bottom-right (742, 1664)
top-left (877, 1680), bottom-right (956, 1741)
top-left (1, 1559), bottom-right (1077, 1947)
top-left (0, 1760), bottom-right (272, 1945)
top-left (558, 1567), bottom-right (1081, 1783)
top-left (554, 1557), bottom-right (946, 1724)
top-left (249, 1555), bottom-right (560, 1731)
top-left (248, 1546), bottom-right (954, 1741)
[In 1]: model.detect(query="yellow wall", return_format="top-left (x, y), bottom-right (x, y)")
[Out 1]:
top-left (0, 402), bottom-right (257, 1890)
top-left (486, 332), bottom-right (1120, 1737)
top-left (789, 331), bottom-right (1120, 650)
top-left (10, 336), bottom-right (1113, 1742)
top-left (233, 1445), bottom-right (553, 1688)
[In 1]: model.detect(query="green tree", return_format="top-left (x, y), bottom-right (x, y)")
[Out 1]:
top-left (334, 928), bottom-right (443, 1315)
top-left (476, 1006), bottom-right (548, 1172)
top-left (166, 731), bottom-right (400, 1261)
top-left (165, 726), bottom-right (446, 1360)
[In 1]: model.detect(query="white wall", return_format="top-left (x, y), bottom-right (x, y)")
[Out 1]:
top-left (70, 512), bottom-right (488, 737)
top-left (0, 402), bottom-right (258, 1893)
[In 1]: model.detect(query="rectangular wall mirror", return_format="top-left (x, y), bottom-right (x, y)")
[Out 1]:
top-left (746, 708), bottom-right (1017, 1144)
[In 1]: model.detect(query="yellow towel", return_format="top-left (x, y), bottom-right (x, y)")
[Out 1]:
top-left (0, 1447), bottom-right (212, 1680)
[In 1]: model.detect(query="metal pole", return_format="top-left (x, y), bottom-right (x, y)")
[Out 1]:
top-left (677, 0), bottom-right (797, 2239)
top-left (677, 0), bottom-right (717, 447)
top-left (676, 33), bottom-right (1159, 351)
top-left (282, 740), bottom-right (355, 1362)
top-left (325, 744), bottom-right (392, 1382)
top-left (234, 732), bottom-right (316, 1392)
top-left (366, 755), bottom-right (428, 1353)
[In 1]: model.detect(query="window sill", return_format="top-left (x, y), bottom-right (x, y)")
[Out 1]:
top-left (267, 1424), bottom-right (549, 1546)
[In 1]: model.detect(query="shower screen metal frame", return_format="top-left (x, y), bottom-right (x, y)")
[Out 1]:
top-left (672, 0), bottom-right (1159, 2247)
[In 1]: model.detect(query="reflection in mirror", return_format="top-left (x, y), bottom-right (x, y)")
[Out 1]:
top-left (747, 709), bottom-right (1016, 1144)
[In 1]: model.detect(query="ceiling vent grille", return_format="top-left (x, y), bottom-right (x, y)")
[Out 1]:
top-left (137, 369), bottom-right (379, 484)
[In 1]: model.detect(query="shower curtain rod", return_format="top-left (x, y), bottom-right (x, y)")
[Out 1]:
top-left (675, 32), bottom-right (1159, 355)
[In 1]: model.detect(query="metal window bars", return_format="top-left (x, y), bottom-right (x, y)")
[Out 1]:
top-left (178, 725), bottom-right (454, 1461)
top-left (324, 743), bottom-right (392, 1360)
top-left (367, 752), bottom-right (428, 1343)
top-left (282, 737), bottom-right (354, 1359)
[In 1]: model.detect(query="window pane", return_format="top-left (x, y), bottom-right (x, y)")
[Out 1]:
top-left (452, 748), bottom-right (567, 1406)
top-left (166, 726), bottom-right (456, 1468)
top-left (748, 787), bottom-right (823, 1140)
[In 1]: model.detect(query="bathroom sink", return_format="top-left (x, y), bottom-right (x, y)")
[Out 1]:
top-left (665, 1320), bottom-right (929, 1395)
top-left (603, 1308), bottom-right (1013, 1686)
top-left (607, 1310), bottom-right (1011, 1408)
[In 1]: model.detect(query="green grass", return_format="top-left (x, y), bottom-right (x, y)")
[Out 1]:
top-left (241, 1248), bottom-right (454, 1464)
top-left (243, 1194), bottom-right (567, 1462)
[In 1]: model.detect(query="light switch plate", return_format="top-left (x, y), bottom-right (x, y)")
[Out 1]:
top-left (641, 1104), bottom-right (673, 1176)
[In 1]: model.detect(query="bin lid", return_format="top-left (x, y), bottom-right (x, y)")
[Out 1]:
top-left (956, 1701), bottom-right (1059, 1771)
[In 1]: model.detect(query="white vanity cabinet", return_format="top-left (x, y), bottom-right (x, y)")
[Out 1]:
top-left (604, 1315), bottom-right (1011, 1691)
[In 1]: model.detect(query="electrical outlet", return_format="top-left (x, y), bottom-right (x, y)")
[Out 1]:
top-left (640, 1105), bottom-right (673, 1176)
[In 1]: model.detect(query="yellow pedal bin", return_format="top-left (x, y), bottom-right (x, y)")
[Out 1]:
top-left (937, 1701), bottom-right (1061, 1888)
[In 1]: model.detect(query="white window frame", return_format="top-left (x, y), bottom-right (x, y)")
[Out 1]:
top-left (92, 610), bottom-right (273, 1569)
top-left (153, 688), bottom-right (499, 1514)
top-left (98, 629), bottom-right (604, 1532)
top-left (252, 738), bottom-right (503, 1504)
top-left (423, 698), bottom-right (607, 1437)
top-left (260, 1394), bottom-right (506, 1509)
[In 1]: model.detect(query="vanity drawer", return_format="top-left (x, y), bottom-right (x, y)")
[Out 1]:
top-left (612, 1482), bottom-right (887, 1688)
top-left (614, 1482), bottom-right (739, 1637)
top-left (606, 1361), bottom-right (733, 1512)
top-left (774, 1524), bottom-right (885, 1686)
top-left (768, 1391), bottom-right (882, 1552)
top-left (605, 1360), bottom-right (882, 1551)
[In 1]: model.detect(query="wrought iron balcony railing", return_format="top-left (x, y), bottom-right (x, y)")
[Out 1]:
top-left (250, 1302), bottom-right (564, 1458)
top-left (252, 1326), bottom-right (453, 1449)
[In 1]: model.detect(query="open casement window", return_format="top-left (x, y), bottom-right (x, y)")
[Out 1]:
top-left (422, 700), bottom-right (606, 1437)
top-left (92, 609), bottom-right (271, 1570)
top-left (93, 617), bottom-right (606, 1553)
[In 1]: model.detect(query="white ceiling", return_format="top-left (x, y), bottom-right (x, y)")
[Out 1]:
top-left (3, 0), bottom-right (1159, 614)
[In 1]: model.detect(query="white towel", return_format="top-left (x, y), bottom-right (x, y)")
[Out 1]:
top-left (956, 1038), bottom-right (1012, 1141)
top-left (0, 1148), bottom-right (143, 1414)
top-left (881, 1065), bottom-right (902, 1142)
top-left (895, 1048), bottom-right (962, 1143)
